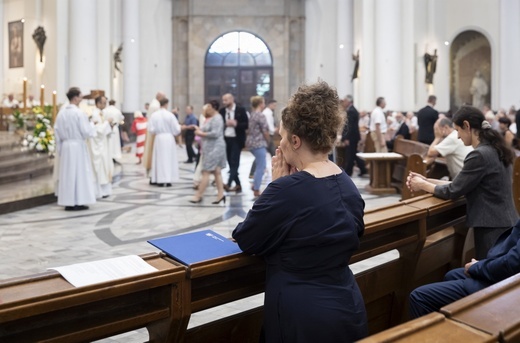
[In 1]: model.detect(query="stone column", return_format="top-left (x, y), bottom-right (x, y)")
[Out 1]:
top-left (69, 0), bottom-right (97, 93)
top-left (374, 0), bottom-right (402, 110)
top-left (500, 0), bottom-right (520, 109)
top-left (97, 0), bottom-right (111, 98)
top-left (336, 0), bottom-right (354, 98)
top-left (358, 0), bottom-right (375, 110)
top-left (122, 0), bottom-right (140, 112)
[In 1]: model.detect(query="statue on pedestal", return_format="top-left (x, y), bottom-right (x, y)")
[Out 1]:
top-left (470, 70), bottom-right (488, 110)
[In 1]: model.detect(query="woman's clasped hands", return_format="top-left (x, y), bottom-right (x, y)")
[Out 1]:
top-left (272, 148), bottom-right (297, 181)
top-left (406, 171), bottom-right (427, 192)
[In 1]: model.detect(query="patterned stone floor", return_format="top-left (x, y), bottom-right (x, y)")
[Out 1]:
top-left (0, 145), bottom-right (401, 342)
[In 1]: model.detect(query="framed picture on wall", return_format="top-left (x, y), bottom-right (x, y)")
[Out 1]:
top-left (8, 20), bottom-right (23, 68)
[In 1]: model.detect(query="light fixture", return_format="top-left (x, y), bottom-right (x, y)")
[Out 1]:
top-left (444, 41), bottom-right (449, 46)
top-left (339, 44), bottom-right (344, 49)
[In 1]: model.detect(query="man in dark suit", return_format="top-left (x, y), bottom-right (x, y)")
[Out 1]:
top-left (220, 93), bottom-right (248, 193)
top-left (341, 95), bottom-right (367, 176)
top-left (386, 111), bottom-right (410, 151)
top-left (409, 219), bottom-right (520, 318)
top-left (417, 95), bottom-right (439, 144)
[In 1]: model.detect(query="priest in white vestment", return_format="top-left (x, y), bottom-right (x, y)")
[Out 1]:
top-left (103, 100), bottom-right (125, 161)
top-left (89, 95), bottom-right (114, 198)
top-left (148, 97), bottom-right (181, 186)
top-left (143, 91), bottom-right (165, 176)
top-left (54, 87), bottom-right (97, 210)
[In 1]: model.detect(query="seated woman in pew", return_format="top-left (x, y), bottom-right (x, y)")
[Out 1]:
top-left (409, 218), bottom-right (520, 318)
top-left (407, 105), bottom-right (518, 259)
top-left (233, 81), bottom-right (368, 342)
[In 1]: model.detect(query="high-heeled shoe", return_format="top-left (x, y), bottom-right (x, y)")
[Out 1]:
top-left (189, 197), bottom-right (203, 204)
top-left (212, 196), bottom-right (226, 204)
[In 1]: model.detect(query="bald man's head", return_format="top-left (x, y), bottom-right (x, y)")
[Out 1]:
top-left (222, 93), bottom-right (235, 108)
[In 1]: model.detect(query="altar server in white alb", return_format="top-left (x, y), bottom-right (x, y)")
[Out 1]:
top-left (89, 95), bottom-right (114, 198)
top-left (103, 99), bottom-right (125, 161)
top-left (148, 97), bottom-right (181, 186)
top-left (54, 87), bottom-right (96, 211)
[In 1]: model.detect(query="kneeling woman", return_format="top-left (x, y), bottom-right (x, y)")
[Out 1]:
top-left (408, 106), bottom-right (518, 259)
top-left (233, 82), bottom-right (368, 342)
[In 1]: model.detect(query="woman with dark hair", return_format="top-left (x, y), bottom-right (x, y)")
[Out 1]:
top-left (233, 81), bottom-right (368, 342)
top-left (498, 116), bottom-right (518, 149)
top-left (190, 100), bottom-right (226, 204)
top-left (408, 105), bottom-right (518, 259)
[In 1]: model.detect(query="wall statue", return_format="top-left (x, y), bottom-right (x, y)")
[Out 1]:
top-left (32, 26), bottom-right (46, 63)
top-left (424, 49), bottom-right (437, 84)
top-left (351, 50), bottom-right (359, 82)
top-left (469, 70), bottom-right (488, 110)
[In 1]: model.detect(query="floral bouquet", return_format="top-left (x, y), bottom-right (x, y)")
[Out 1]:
top-left (22, 106), bottom-right (55, 155)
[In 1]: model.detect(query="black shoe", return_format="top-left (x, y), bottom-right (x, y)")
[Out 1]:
top-left (102, 195), bottom-right (109, 199)
top-left (211, 196), bottom-right (226, 204)
top-left (189, 197), bottom-right (203, 204)
top-left (184, 160), bottom-right (194, 164)
top-left (149, 179), bottom-right (157, 185)
top-left (166, 183), bottom-right (172, 187)
top-left (65, 205), bottom-right (89, 211)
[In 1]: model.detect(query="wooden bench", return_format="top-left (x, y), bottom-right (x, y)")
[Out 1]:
top-left (0, 253), bottom-right (187, 343)
top-left (358, 312), bottom-right (495, 342)
top-left (0, 196), bottom-right (470, 342)
top-left (403, 195), bottom-right (468, 288)
top-left (391, 137), bottom-right (450, 200)
top-left (441, 273), bottom-right (520, 342)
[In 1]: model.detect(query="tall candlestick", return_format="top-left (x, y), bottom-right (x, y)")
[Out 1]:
top-left (52, 91), bottom-right (57, 124)
top-left (23, 78), bottom-right (27, 110)
top-left (40, 85), bottom-right (45, 107)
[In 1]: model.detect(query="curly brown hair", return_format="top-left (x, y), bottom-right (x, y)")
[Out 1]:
top-left (281, 81), bottom-right (344, 154)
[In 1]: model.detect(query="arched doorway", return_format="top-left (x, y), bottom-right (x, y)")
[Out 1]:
top-left (450, 30), bottom-right (491, 112)
top-left (205, 31), bottom-right (273, 108)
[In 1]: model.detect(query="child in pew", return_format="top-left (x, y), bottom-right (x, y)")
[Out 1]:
top-left (409, 218), bottom-right (520, 318)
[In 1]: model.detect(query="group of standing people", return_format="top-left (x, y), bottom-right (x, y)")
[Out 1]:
top-left (54, 87), bottom-right (124, 211)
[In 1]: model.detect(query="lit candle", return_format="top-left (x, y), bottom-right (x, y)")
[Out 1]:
top-left (40, 85), bottom-right (45, 107)
top-left (52, 91), bottom-right (57, 124)
top-left (23, 78), bottom-right (27, 109)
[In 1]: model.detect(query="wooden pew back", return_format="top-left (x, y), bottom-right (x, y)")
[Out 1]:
top-left (0, 253), bottom-right (187, 343)
top-left (392, 138), bottom-right (430, 199)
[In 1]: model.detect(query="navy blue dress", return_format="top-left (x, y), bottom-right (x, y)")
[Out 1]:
top-left (232, 171), bottom-right (368, 342)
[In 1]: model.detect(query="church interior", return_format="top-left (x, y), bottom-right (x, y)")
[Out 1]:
top-left (1, 0), bottom-right (520, 342)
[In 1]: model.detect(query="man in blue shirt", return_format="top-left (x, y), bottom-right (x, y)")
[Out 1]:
top-left (183, 105), bottom-right (198, 163)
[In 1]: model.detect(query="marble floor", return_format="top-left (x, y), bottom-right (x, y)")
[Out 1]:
top-left (0, 145), bottom-right (401, 342)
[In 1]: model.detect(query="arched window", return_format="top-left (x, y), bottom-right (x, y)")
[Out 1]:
top-left (205, 31), bottom-right (273, 108)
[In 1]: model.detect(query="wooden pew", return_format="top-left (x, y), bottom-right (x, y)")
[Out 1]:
top-left (391, 138), bottom-right (450, 200)
top-left (403, 195), bottom-right (467, 288)
top-left (0, 253), bottom-right (187, 343)
top-left (441, 273), bottom-right (520, 342)
top-left (0, 196), bottom-right (469, 342)
top-left (358, 312), bottom-right (495, 342)
top-left (391, 138), bottom-right (429, 199)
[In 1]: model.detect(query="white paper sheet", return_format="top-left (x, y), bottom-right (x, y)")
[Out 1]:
top-left (49, 255), bottom-right (158, 288)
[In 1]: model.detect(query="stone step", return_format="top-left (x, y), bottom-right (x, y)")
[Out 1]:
top-left (0, 158), bottom-right (54, 185)
top-left (0, 147), bottom-right (31, 159)
top-left (0, 153), bottom-right (51, 174)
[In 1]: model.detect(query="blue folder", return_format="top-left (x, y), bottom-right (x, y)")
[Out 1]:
top-left (148, 230), bottom-right (242, 265)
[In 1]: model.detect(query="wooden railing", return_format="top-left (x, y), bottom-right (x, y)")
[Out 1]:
top-left (0, 195), bottom-right (468, 342)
